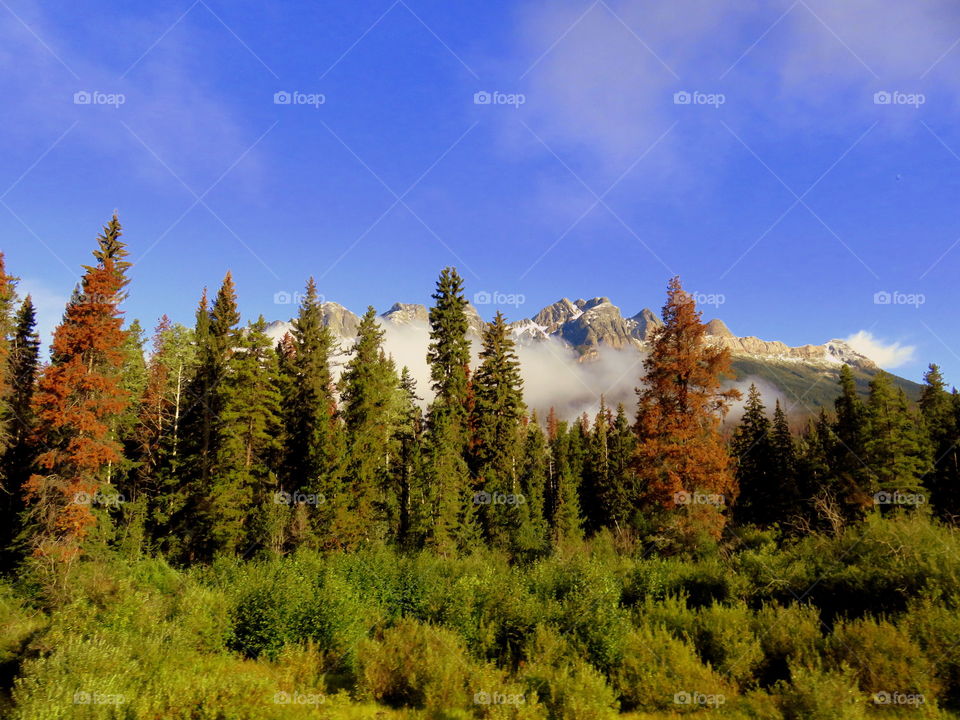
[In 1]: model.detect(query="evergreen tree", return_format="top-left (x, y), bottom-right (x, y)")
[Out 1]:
top-left (606, 403), bottom-right (636, 532)
top-left (831, 364), bottom-right (871, 520)
top-left (336, 307), bottom-right (402, 549)
top-left (469, 312), bottom-right (525, 547)
top-left (394, 367), bottom-right (426, 549)
top-left (864, 371), bottom-right (932, 509)
top-left (546, 418), bottom-right (583, 544)
top-left (282, 278), bottom-right (345, 548)
top-left (515, 414), bottom-right (549, 556)
top-left (632, 277), bottom-right (739, 539)
top-left (206, 316), bottom-right (283, 556)
top-left (794, 409), bottom-right (840, 531)
top-left (24, 216), bottom-right (131, 560)
top-left (0, 253), bottom-right (16, 463)
top-left (1, 295), bottom-right (38, 562)
top-left (919, 365), bottom-right (960, 521)
top-left (581, 398), bottom-right (612, 534)
top-left (731, 385), bottom-right (773, 526)
top-left (426, 267), bottom-right (471, 432)
top-left (769, 399), bottom-right (799, 517)
top-left (182, 273), bottom-right (244, 558)
top-left (424, 268), bottom-right (475, 552)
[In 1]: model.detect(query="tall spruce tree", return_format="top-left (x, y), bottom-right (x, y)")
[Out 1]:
top-left (282, 278), bottom-right (344, 547)
top-left (427, 267), bottom-right (471, 431)
top-left (864, 371), bottom-right (932, 509)
top-left (24, 216), bottom-right (131, 560)
top-left (424, 268), bottom-right (475, 552)
top-left (183, 273), bottom-right (243, 558)
top-left (336, 307), bottom-right (402, 549)
top-left (769, 399), bottom-right (799, 518)
top-left (207, 316), bottom-right (283, 556)
top-left (919, 365), bottom-right (960, 521)
top-left (469, 311), bottom-right (525, 547)
top-left (515, 414), bottom-right (549, 556)
top-left (546, 418), bottom-right (583, 544)
top-left (0, 254), bottom-right (16, 464)
top-left (394, 367), bottom-right (426, 549)
top-left (607, 403), bottom-right (636, 532)
top-left (582, 398), bottom-right (612, 534)
top-left (731, 384), bottom-right (773, 526)
top-left (1, 292), bottom-right (38, 563)
top-left (632, 277), bottom-right (739, 540)
top-left (831, 364), bottom-right (872, 520)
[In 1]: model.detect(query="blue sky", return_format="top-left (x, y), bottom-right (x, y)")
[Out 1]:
top-left (2, 0), bottom-right (959, 386)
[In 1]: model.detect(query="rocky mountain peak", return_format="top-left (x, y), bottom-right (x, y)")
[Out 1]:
top-left (705, 318), bottom-right (735, 338)
top-left (533, 298), bottom-right (581, 333)
top-left (629, 308), bottom-right (663, 340)
top-left (381, 302), bottom-right (429, 326)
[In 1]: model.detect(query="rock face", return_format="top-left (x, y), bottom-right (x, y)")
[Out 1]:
top-left (628, 308), bottom-right (663, 341)
top-left (381, 302), bottom-right (429, 326)
top-left (533, 298), bottom-right (582, 333)
top-left (320, 302), bottom-right (361, 340)
top-left (557, 298), bottom-right (639, 351)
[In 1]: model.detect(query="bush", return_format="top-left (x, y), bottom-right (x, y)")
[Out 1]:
top-left (827, 616), bottom-right (940, 704)
top-left (777, 665), bottom-right (866, 720)
top-left (751, 603), bottom-right (821, 687)
top-left (520, 625), bottom-right (618, 720)
top-left (692, 602), bottom-right (764, 688)
top-left (359, 618), bottom-right (469, 710)
top-left (903, 596), bottom-right (960, 710)
top-left (612, 624), bottom-right (732, 712)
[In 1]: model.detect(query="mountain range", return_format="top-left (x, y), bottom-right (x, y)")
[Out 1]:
top-left (264, 297), bottom-right (921, 420)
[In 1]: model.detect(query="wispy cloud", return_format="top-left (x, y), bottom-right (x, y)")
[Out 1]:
top-left (843, 329), bottom-right (916, 368)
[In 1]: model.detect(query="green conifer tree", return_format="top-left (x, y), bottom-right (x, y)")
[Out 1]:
top-left (336, 307), bottom-right (402, 549)
top-left (731, 384), bottom-right (773, 525)
top-left (469, 311), bottom-right (525, 547)
top-left (282, 278), bottom-right (345, 547)
top-left (864, 371), bottom-right (932, 510)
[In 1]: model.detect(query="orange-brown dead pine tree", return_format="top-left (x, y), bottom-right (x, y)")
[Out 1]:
top-left (24, 215), bottom-right (131, 560)
top-left (632, 277), bottom-right (740, 539)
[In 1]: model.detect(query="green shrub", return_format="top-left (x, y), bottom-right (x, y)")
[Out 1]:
top-left (827, 616), bottom-right (940, 703)
top-left (903, 596), bottom-right (960, 709)
top-left (777, 665), bottom-right (866, 720)
top-left (693, 602), bottom-right (764, 688)
top-left (227, 561), bottom-right (314, 660)
top-left (358, 618), bottom-right (474, 712)
top-left (751, 603), bottom-right (821, 687)
top-left (612, 624), bottom-right (732, 712)
top-left (520, 625), bottom-right (619, 720)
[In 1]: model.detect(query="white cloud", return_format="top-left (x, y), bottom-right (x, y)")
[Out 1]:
top-left (843, 329), bottom-right (915, 368)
